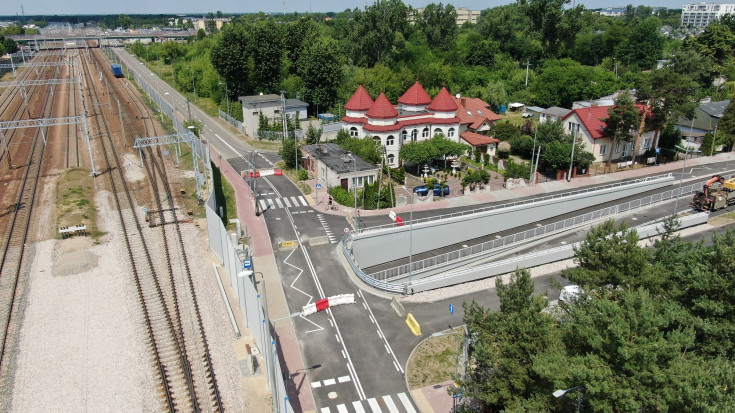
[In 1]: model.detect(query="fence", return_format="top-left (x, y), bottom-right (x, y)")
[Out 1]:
top-left (219, 109), bottom-right (245, 134)
top-left (347, 174), bottom-right (718, 293)
top-left (357, 174), bottom-right (674, 233)
top-left (113, 47), bottom-right (294, 413)
top-left (256, 129), bottom-right (304, 141)
top-left (368, 180), bottom-right (701, 281)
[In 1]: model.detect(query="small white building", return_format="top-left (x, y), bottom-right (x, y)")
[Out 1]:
top-left (239, 94), bottom-right (308, 138)
top-left (300, 143), bottom-right (379, 191)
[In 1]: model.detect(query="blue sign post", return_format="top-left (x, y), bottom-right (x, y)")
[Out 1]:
top-left (243, 259), bottom-right (252, 269)
top-left (315, 183), bottom-right (322, 189)
top-left (449, 304), bottom-right (454, 315)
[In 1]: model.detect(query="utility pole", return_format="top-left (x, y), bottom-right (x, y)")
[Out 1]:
top-left (525, 59), bottom-right (531, 87)
top-left (280, 91), bottom-right (294, 173)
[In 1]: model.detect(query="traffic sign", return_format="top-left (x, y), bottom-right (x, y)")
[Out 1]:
top-left (142, 206), bottom-right (148, 213)
top-left (343, 227), bottom-right (350, 234)
top-left (316, 183), bottom-right (322, 189)
top-left (389, 211), bottom-right (397, 222)
top-left (449, 304), bottom-right (454, 315)
top-left (655, 147), bottom-right (661, 154)
top-left (243, 259), bottom-right (252, 269)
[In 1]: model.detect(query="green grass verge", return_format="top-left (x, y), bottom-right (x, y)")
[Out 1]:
top-left (407, 328), bottom-right (466, 389)
top-left (211, 163), bottom-right (238, 231)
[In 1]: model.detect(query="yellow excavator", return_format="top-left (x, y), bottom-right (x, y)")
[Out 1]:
top-left (690, 175), bottom-right (735, 211)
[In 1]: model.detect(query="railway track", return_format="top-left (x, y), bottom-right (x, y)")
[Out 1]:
top-left (0, 52), bottom-right (62, 379)
top-left (82, 47), bottom-right (223, 412)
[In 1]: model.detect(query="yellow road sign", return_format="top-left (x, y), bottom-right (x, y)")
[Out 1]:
top-left (406, 313), bottom-right (422, 336)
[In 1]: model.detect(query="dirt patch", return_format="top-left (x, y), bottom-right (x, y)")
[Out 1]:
top-left (53, 236), bottom-right (98, 277)
top-left (709, 211), bottom-right (735, 227)
top-left (55, 168), bottom-right (100, 239)
top-left (407, 329), bottom-right (465, 389)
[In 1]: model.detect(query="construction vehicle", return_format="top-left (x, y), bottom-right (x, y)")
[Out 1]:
top-left (690, 175), bottom-right (735, 211)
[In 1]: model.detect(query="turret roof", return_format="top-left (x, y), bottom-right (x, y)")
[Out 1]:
top-left (345, 85), bottom-right (374, 111)
top-left (366, 93), bottom-right (398, 119)
top-left (398, 81), bottom-right (432, 106)
top-left (428, 87), bottom-right (458, 112)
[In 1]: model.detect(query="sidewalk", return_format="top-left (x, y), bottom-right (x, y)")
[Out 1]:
top-left (213, 147), bottom-right (317, 413)
top-left (305, 153), bottom-right (732, 220)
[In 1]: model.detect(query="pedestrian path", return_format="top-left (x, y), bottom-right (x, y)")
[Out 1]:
top-left (258, 194), bottom-right (310, 212)
top-left (319, 392), bottom-right (417, 413)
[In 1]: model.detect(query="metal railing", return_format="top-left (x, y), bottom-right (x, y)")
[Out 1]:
top-left (366, 179), bottom-right (702, 281)
top-left (355, 174), bottom-right (674, 234)
top-left (219, 109), bottom-right (245, 134)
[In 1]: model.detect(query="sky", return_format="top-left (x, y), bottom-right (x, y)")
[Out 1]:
top-left (0, 0), bottom-right (681, 19)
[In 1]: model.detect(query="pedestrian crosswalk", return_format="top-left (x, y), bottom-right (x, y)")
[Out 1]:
top-left (259, 195), bottom-right (309, 211)
top-left (319, 392), bottom-right (417, 413)
top-left (317, 214), bottom-right (337, 243)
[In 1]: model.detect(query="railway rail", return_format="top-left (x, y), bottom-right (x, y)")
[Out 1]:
top-left (82, 47), bottom-right (223, 412)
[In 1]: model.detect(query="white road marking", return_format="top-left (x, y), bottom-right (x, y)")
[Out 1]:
top-left (383, 395), bottom-right (399, 413)
top-left (353, 401), bottom-right (366, 413)
top-left (337, 404), bottom-right (348, 413)
top-left (291, 196), bottom-right (300, 206)
top-left (367, 398), bottom-right (382, 412)
top-left (284, 197), bottom-right (292, 208)
top-left (259, 200), bottom-right (267, 211)
top-left (361, 293), bottom-right (405, 374)
top-left (311, 381), bottom-right (322, 388)
top-left (338, 375), bottom-right (351, 383)
top-left (267, 199), bottom-right (275, 208)
top-left (275, 198), bottom-right (283, 208)
top-left (335, 334), bottom-right (340, 343)
top-left (299, 195), bottom-right (308, 206)
top-left (323, 378), bottom-right (336, 386)
top-left (320, 408), bottom-right (330, 413)
top-left (397, 392), bottom-right (417, 413)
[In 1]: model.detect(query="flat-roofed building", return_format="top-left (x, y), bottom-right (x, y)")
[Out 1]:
top-left (681, 2), bottom-right (735, 28)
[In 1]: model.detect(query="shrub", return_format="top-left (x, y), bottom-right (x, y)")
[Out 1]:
top-left (298, 169), bottom-right (308, 180)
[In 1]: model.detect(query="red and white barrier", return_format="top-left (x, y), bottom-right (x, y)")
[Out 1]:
top-left (302, 294), bottom-right (355, 316)
top-left (241, 169), bottom-right (283, 178)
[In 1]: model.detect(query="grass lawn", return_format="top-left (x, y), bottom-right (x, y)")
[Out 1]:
top-left (407, 328), bottom-right (466, 389)
top-left (56, 168), bottom-right (105, 241)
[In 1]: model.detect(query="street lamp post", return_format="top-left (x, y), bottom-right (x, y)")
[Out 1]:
top-left (553, 386), bottom-right (583, 412)
top-left (346, 153), bottom-right (357, 229)
top-left (530, 125), bottom-right (538, 184)
top-left (568, 133), bottom-right (579, 182)
top-left (673, 118), bottom-right (695, 217)
top-left (219, 81), bottom-right (230, 115)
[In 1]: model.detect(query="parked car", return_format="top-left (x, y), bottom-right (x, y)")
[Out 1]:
top-left (413, 183), bottom-right (450, 196)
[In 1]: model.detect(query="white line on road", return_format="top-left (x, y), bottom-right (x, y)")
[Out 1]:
top-left (383, 395), bottom-right (400, 413)
top-left (338, 375), bottom-right (351, 383)
top-left (353, 401), bottom-right (366, 413)
top-left (311, 381), bottom-right (322, 388)
top-left (398, 393), bottom-right (417, 413)
top-left (323, 378), bottom-right (336, 386)
top-left (367, 398), bottom-right (381, 412)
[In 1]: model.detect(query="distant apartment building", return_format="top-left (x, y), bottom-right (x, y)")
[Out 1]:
top-left (413, 7), bottom-right (480, 25)
top-left (598, 7), bottom-right (627, 16)
top-left (681, 2), bottom-right (735, 28)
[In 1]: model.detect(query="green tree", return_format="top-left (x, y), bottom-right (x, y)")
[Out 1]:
top-left (2, 37), bottom-right (17, 54)
top-left (603, 91), bottom-right (641, 169)
top-left (305, 123), bottom-right (322, 145)
top-left (285, 17), bottom-right (321, 75)
top-left (717, 101), bottom-right (735, 151)
top-left (349, 0), bottom-right (411, 66)
top-left (531, 59), bottom-right (617, 108)
top-left (159, 41), bottom-right (183, 64)
top-left (563, 220), bottom-right (651, 290)
top-left (298, 37), bottom-right (344, 115)
top-left (210, 22), bottom-right (253, 97)
top-left (619, 17), bottom-right (665, 69)
top-left (657, 122), bottom-right (683, 159)
top-left (416, 3), bottom-right (457, 51)
top-left (399, 140), bottom-right (438, 172)
top-left (462, 269), bottom-right (556, 411)
top-left (695, 22), bottom-right (735, 65)
top-left (335, 135), bottom-right (382, 164)
top-left (490, 121), bottom-right (521, 142)
top-left (249, 19), bottom-right (286, 93)
top-left (279, 136), bottom-right (299, 169)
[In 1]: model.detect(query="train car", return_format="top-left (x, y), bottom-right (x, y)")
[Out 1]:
top-left (111, 64), bottom-right (123, 78)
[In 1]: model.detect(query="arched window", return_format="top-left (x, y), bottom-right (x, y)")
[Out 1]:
top-left (422, 127), bottom-right (429, 138)
top-left (387, 154), bottom-right (395, 165)
top-left (350, 127), bottom-right (358, 137)
top-left (386, 135), bottom-right (395, 146)
top-left (448, 127), bottom-right (455, 137)
top-left (433, 128), bottom-right (443, 136)
top-left (373, 136), bottom-right (382, 145)
top-left (411, 129), bottom-right (418, 141)
top-left (402, 130), bottom-right (408, 140)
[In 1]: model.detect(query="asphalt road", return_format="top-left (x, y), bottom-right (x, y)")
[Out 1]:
top-left (115, 47), bottom-right (735, 412)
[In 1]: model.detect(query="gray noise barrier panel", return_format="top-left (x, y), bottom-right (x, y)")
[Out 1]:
top-left (351, 175), bottom-right (674, 268)
top-left (409, 212), bottom-right (709, 293)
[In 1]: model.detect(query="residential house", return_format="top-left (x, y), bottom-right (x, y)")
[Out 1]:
top-left (239, 94), bottom-right (309, 138)
top-left (341, 82), bottom-right (502, 166)
top-left (676, 99), bottom-right (730, 150)
top-left (300, 143), bottom-right (379, 191)
top-left (562, 104), bottom-right (655, 163)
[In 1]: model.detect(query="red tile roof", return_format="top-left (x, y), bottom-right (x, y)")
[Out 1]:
top-left (345, 85), bottom-right (374, 111)
top-left (460, 131), bottom-right (500, 146)
top-left (562, 104), bottom-right (649, 139)
top-left (341, 115), bottom-right (367, 124)
top-left (454, 97), bottom-right (501, 129)
top-left (398, 81), bottom-right (432, 106)
top-left (366, 93), bottom-right (399, 119)
top-left (428, 87), bottom-right (458, 112)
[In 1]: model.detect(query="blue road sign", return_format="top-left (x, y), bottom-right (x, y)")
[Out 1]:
top-left (243, 259), bottom-right (252, 269)
top-left (449, 304), bottom-right (454, 315)
top-left (655, 147), bottom-right (661, 154)
top-left (316, 183), bottom-right (322, 189)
